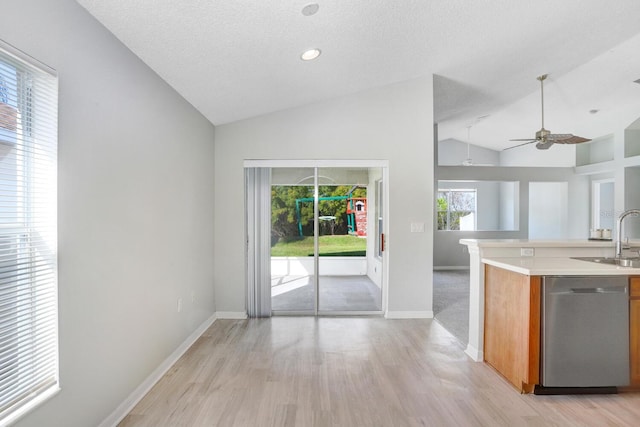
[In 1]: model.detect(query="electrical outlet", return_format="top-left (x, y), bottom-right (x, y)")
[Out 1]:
top-left (521, 248), bottom-right (535, 257)
top-left (177, 298), bottom-right (182, 313)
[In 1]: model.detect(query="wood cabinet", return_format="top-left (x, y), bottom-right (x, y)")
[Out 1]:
top-left (631, 277), bottom-right (640, 386)
top-left (484, 264), bottom-right (540, 393)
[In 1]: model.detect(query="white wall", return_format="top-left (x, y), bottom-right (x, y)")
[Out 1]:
top-left (625, 166), bottom-right (640, 238)
top-left (215, 77), bottom-right (434, 315)
top-left (2, 1), bottom-right (216, 426)
top-left (500, 181), bottom-right (518, 230)
top-left (529, 182), bottom-right (569, 239)
top-left (438, 138), bottom-right (500, 166)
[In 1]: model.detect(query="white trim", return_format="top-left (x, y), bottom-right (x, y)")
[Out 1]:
top-left (245, 160), bottom-right (390, 315)
top-left (97, 314), bottom-right (217, 427)
top-left (381, 166), bottom-right (390, 314)
top-left (384, 311), bottom-right (433, 319)
top-left (243, 159), bottom-right (389, 168)
top-left (1, 386), bottom-right (60, 427)
top-left (591, 178), bottom-right (615, 230)
top-left (465, 345), bottom-right (484, 362)
top-left (215, 311), bottom-right (248, 319)
top-left (0, 38), bottom-right (57, 76)
top-left (433, 266), bottom-right (470, 271)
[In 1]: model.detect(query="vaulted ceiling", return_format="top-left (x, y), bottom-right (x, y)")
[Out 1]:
top-left (76, 0), bottom-right (640, 150)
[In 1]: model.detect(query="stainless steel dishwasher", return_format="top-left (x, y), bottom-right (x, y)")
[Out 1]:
top-left (541, 276), bottom-right (629, 390)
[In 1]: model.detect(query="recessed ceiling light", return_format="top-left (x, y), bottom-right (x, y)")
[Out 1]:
top-left (302, 3), bottom-right (320, 16)
top-left (301, 48), bottom-right (321, 61)
top-left (589, 109), bottom-right (599, 114)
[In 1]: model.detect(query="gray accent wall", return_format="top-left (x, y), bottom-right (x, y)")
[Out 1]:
top-left (434, 166), bottom-right (590, 268)
top-left (3, 1), bottom-right (216, 426)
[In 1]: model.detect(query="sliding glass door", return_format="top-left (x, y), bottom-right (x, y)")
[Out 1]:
top-left (270, 167), bottom-right (316, 313)
top-left (317, 167), bottom-right (382, 314)
top-left (267, 165), bottom-right (384, 315)
top-left (245, 161), bottom-right (386, 317)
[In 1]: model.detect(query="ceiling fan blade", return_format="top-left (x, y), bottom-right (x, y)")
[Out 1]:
top-left (547, 134), bottom-right (591, 144)
top-left (503, 140), bottom-right (536, 150)
top-left (509, 138), bottom-right (537, 141)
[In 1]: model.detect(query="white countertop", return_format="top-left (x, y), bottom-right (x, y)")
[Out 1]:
top-left (482, 256), bottom-right (640, 276)
top-left (460, 238), bottom-right (620, 248)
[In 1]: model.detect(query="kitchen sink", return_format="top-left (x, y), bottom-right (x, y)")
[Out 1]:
top-left (571, 256), bottom-right (640, 268)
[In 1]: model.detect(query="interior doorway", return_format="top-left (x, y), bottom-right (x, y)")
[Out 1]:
top-left (246, 161), bottom-right (387, 317)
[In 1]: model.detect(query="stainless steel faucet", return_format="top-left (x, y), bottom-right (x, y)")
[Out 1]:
top-left (616, 209), bottom-right (640, 258)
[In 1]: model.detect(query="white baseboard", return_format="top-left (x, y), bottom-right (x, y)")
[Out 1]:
top-left (98, 314), bottom-right (217, 427)
top-left (215, 311), bottom-right (248, 319)
top-left (433, 266), bottom-right (470, 271)
top-left (464, 344), bottom-right (483, 362)
top-left (385, 311), bottom-right (433, 319)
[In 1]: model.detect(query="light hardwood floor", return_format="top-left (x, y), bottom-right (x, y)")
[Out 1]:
top-left (119, 318), bottom-right (640, 426)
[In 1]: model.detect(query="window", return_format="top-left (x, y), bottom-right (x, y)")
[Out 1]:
top-left (437, 189), bottom-right (476, 231)
top-left (0, 41), bottom-right (58, 424)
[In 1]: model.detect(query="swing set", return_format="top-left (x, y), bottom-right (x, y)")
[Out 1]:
top-left (295, 188), bottom-right (367, 237)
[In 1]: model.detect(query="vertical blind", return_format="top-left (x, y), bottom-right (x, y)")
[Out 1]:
top-left (0, 40), bottom-right (58, 424)
top-left (245, 168), bottom-right (272, 317)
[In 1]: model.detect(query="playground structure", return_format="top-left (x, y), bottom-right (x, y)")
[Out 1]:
top-left (295, 188), bottom-right (367, 237)
top-left (346, 197), bottom-right (367, 237)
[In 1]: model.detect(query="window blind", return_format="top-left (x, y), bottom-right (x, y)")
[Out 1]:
top-left (0, 40), bottom-right (58, 425)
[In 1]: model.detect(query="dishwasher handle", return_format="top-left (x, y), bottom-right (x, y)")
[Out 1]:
top-left (567, 286), bottom-right (627, 294)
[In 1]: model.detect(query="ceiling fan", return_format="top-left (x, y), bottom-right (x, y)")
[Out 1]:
top-left (506, 74), bottom-right (590, 150)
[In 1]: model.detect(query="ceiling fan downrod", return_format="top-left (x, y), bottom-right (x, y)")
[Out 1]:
top-left (538, 74), bottom-right (548, 134)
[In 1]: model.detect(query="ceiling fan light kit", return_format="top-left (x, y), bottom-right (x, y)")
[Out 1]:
top-left (505, 74), bottom-right (591, 151)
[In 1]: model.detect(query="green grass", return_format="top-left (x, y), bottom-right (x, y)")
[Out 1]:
top-left (271, 235), bottom-right (367, 257)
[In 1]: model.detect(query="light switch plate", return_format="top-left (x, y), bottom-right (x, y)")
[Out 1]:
top-left (410, 222), bottom-right (425, 233)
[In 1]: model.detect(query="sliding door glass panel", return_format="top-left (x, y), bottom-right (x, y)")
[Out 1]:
top-left (270, 168), bottom-right (316, 313)
top-left (317, 167), bottom-right (382, 312)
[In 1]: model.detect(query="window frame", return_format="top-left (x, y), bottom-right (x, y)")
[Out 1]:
top-left (436, 188), bottom-right (477, 231)
top-left (0, 39), bottom-right (59, 426)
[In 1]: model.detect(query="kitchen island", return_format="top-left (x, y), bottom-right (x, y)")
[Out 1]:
top-left (460, 239), bottom-right (640, 392)
top-left (458, 239), bottom-right (637, 363)
top-left (484, 258), bottom-right (640, 392)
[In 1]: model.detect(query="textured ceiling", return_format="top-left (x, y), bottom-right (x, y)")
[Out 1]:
top-left (75, 0), bottom-right (640, 149)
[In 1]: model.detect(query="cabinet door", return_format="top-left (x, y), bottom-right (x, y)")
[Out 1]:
top-left (631, 278), bottom-right (640, 386)
top-left (484, 265), bottom-right (540, 392)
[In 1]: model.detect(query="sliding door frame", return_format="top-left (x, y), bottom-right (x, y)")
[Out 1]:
top-left (244, 159), bottom-right (389, 317)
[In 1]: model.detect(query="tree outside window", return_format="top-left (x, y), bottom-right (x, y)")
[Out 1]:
top-left (437, 189), bottom-right (477, 230)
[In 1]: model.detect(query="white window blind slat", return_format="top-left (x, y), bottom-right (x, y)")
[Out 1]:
top-left (0, 39), bottom-right (59, 425)
top-left (0, 323), bottom-right (57, 363)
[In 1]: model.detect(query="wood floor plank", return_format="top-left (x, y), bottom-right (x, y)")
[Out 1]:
top-left (119, 318), bottom-right (640, 426)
